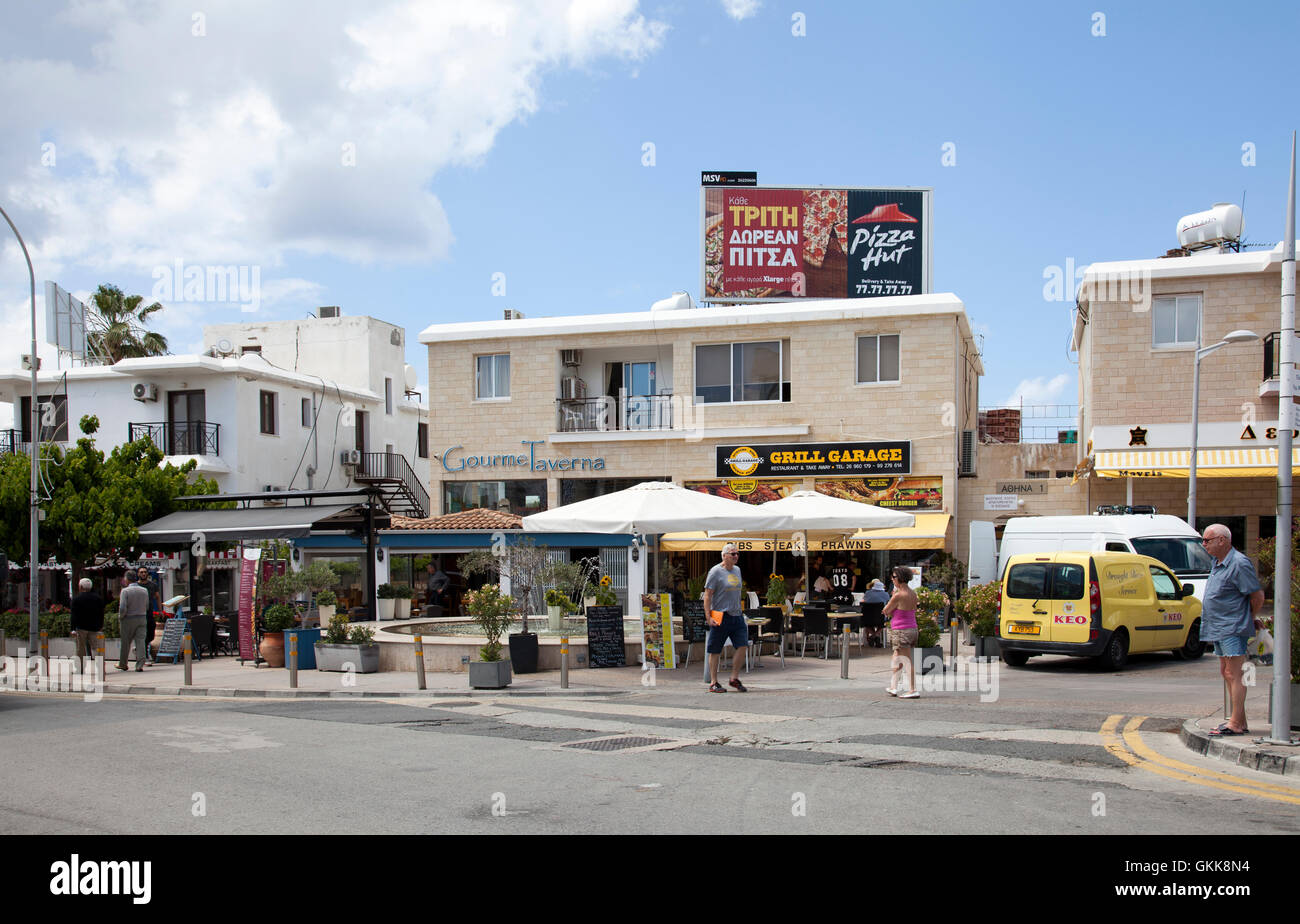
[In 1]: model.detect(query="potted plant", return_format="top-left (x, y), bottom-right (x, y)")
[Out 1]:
top-left (315, 589), bottom-right (337, 627)
top-left (544, 588), bottom-right (574, 632)
top-left (766, 572), bottom-right (787, 608)
top-left (389, 583), bottom-right (414, 619)
top-left (375, 583), bottom-right (397, 622)
top-left (593, 575), bottom-right (618, 607)
top-left (465, 584), bottom-right (514, 689)
top-left (259, 602), bottom-right (296, 667)
top-left (914, 587), bottom-right (946, 675)
top-left (955, 580), bottom-right (1002, 659)
top-left (315, 614), bottom-right (379, 673)
top-left (460, 540), bottom-right (552, 674)
top-left (687, 573), bottom-right (706, 602)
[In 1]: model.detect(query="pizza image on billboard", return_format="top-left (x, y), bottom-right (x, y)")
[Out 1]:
top-left (703, 186), bottom-right (930, 302)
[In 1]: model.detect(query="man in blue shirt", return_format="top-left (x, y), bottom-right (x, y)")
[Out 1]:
top-left (1199, 524), bottom-right (1264, 736)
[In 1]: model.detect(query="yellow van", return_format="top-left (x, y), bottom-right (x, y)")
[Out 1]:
top-left (998, 551), bottom-right (1203, 671)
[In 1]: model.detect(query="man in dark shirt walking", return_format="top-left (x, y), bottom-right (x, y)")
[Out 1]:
top-left (70, 578), bottom-right (104, 666)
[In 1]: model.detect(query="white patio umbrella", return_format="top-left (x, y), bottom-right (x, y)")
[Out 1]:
top-left (711, 490), bottom-right (915, 604)
top-left (522, 481), bottom-right (794, 595)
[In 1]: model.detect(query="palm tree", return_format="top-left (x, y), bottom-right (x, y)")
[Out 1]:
top-left (87, 284), bottom-right (169, 363)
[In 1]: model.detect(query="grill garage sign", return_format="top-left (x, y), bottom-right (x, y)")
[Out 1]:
top-left (718, 441), bottom-right (910, 478)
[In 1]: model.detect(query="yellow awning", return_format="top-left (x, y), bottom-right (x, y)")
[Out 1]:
top-left (1094, 448), bottom-right (1300, 479)
top-left (661, 514), bottom-right (952, 551)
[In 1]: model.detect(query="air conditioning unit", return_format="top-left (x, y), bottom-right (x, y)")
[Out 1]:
top-left (317, 306), bottom-right (340, 318)
top-left (390, 329), bottom-right (402, 346)
top-left (261, 484), bottom-right (285, 506)
top-left (340, 449), bottom-right (362, 466)
top-left (561, 349), bottom-right (582, 366)
top-left (504, 308), bottom-right (525, 320)
top-left (132, 382), bottom-right (158, 402)
top-left (959, 429), bottom-right (977, 476)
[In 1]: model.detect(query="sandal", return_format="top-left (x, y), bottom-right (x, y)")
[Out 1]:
top-left (885, 687), bottom-right (898, 696)
top-left (899, 690), bottom-right (920, 699)
top-left (1209, 724), bottom-right (1248, 736)
top-left (729, 678), bottom-right (748, 692)
top-left (709, 682), bottom-right (725, 693)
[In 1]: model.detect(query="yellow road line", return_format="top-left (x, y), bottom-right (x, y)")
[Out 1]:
top-left (1099, 714), bottom-right (1300, 806)
top-left (1122, 716), bottom-right (1300, 799)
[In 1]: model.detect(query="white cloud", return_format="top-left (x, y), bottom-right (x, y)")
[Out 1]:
top-left (1003, 373), bottom-right (1072, 408)
top-left (720, 0), bottom-right (760, 20)
top-left (0, 0), bottom-right (669, 276)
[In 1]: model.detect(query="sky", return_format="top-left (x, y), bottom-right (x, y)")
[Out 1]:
top-left (1, 0), bottom-right (1297, 432)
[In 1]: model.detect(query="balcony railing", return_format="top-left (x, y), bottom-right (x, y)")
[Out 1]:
top-left (129, 421), bottom-right (221, 456)
top-left (1264, 331), bottom-right (1281, 381)
top-left (556, 394), bottom-right (675, 432)
top-left (0, 430), bottom-right (30, 456)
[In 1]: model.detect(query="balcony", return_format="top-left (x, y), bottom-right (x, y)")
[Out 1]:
top-left (556, 394), bottom-right (675, 433)
top-left (129, 421), bottom-right (221, 457)
top-left (0, 430), bottom-right (29, 456)
top-left (1261, 331), bottom-right (1299, 397)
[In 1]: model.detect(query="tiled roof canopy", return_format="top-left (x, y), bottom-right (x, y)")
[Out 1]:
top-left (388, 508), bottom-right (523, 531)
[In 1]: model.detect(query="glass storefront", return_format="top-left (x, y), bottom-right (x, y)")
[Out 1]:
top-left (560, 476), bottom-right (669, 505)
top-left (303, 553), bottom-right (366, 612)
top-left (444, 480), bottom-right (546, 516)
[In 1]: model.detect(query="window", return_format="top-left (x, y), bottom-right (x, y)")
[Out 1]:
top-left (1152, 295), bottom-right (1200, 348)
top-left (1005, 562), bottom-right (1085, 599)
top-left (444, 479), bottom-right (545, 515)
top-left (385, 377), bottom-right (393, 415)
top-left (1150, 567), bottom-right (1181, 601)
top-left (1025, 470), bottom-right (1049, 478)
top-left (856, 334), bottom-right (901, 384)
top-left (476, 354), bottom-right (510, 399)
top-left (417, 423), bottom-right (429, 459)
top-left (19, 395), bottom-right (68, 442)
top-left (694, 340), bottom-right (790, 404)
top-left (301, 397), bottom-right (313, 428)
top-left (1055, 470), bottom-right (1073, 479)
top-left (561, 476), bottom-right (670, 505)
top-left (240, 344), bottom-right (261, 355)
top-left (259, 391), bottom-right (277, 435)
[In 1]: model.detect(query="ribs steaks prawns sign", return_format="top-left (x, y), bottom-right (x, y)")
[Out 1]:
top-left (718, 441), bottom-right (911, 478)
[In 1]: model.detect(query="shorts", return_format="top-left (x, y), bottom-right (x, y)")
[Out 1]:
top-left (889, 626), bottom-right (918, 653)
top-left (1212, 634), bottom-right (1250, 657)
top-left (707, 612), bottom-right (749, 654)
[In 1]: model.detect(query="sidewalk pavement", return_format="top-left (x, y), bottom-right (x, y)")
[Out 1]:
top-left (1180, 716), bottom-right (1300, 778)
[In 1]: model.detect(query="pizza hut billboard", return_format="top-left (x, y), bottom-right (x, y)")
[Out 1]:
top-left (701, 185), bottom-right (933, 302)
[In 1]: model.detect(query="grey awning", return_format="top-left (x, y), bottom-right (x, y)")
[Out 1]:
top-left (136, 504), bottom-right (373, 544)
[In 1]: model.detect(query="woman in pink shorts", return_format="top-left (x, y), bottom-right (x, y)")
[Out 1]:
top-left (882, 565), bottom-right (919, 698)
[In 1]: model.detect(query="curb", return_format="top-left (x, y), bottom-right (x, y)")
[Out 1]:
top-left (1179, 719), bottom-right (1300, 778)
top-left (97, 683), bottom-right (624, 700)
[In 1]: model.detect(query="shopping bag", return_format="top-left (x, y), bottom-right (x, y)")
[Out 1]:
top-left (1255, 625), bottom-right (1275, 656)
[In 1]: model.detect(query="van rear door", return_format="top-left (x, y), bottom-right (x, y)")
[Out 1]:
top-left (1045, 559), bottom-right (1090, 644)
top-left (1002, 558), bottom-right (1052, 640)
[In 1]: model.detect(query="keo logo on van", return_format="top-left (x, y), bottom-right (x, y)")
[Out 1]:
top-left (1162, 612), bottom-right (1183, 623)
top-left (1054, 614), bottom-right (1087, 625)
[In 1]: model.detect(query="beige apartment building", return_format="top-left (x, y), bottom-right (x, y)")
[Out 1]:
top-left (420, 295), bottom-right (983, 579)
top-left (1074, 243), bottom-right (1299, 557)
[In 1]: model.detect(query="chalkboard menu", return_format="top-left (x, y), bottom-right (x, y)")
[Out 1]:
top-left (155, 616), bottom-right (189, 663)
top-left (681, 601), bottom-right (708, 643)
top-left (585, 606), bottom-right (626, 668)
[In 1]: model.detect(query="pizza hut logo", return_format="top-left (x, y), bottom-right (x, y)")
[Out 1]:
top-left (1054, 614), bottom-right (1087, 625)
top-left (851, 203), bottom-right (917, 224)
top-left (725, 446), bottom-right (763, 476)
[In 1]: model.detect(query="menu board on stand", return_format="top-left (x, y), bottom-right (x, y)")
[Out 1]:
top-left (640, 593), bottom-right (676, 670)
top-left (585, 605), bottom-right (626, 668)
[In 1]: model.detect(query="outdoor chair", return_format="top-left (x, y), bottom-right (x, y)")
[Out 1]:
top-left (800, 606), bottom-right (830, 659)
top-left (860, 601), bottom-right (886, 648)
top-left (189, 611), bottom-right (216, 659)
top-left (755, 605), bottom-right (786, 668)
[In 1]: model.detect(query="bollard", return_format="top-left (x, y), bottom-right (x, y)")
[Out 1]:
top-left (950, 618), bottom-right (958, 659)
top-left (414, 635), bottom-right (426, 690)
top-left (40, 629), bottom-right (49, 662)
top-left (840, 624), bottom-right (851, 679)
top-left (560, 636), bottom-right (569, 689)
top-left (183, 632), bottom-right (193, 686)
top-left (288, 632), bottom-right (298, 689)
top-left (95, 632), bottom-right (105, 682)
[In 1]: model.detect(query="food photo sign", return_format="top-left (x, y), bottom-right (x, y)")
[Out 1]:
top-left (702, 185), bottom-right (932, 302)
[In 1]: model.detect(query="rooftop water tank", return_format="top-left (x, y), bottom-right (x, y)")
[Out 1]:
top-left (1176, 203), bottom-right (1244, 250)
top-left (650, 291), bottom-right (693, 312)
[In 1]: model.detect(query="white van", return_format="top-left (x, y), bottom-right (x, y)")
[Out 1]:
top-left (968, 513), bottom-right (1214, 600)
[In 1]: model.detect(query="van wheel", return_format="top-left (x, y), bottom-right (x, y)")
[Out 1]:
top-left (1095, 630), bottom-right (1129, 671)
top-left (1174, 620), bottom-right (1204, 660)
top-left (1002, 650), bottom-right (1029, 667)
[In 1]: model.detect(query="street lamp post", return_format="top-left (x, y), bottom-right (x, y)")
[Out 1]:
top-left (1187, 329), bottom-right (1260, 527)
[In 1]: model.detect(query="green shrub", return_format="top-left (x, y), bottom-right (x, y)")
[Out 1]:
top-left (322, 614), bottom-right (352, 644)
top-left (316, 589), bottom-right (337, 607)
top-left (954, 580), bottom-right (1001, 637)
top-left (262, 603), bottom-right (297, 632)
top-left (376, 583), bottom-right (396, 599)
top-left (464, 584), bottom-right (514, 662)
top-left (349, 624), bottom-right (376, 645)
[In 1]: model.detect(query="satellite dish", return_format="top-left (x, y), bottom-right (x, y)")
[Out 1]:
top-left (403, 364), bottom-right (418, 391)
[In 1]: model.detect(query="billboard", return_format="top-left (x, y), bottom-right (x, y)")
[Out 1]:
top-left (701, 186), bottom-right (932, 302)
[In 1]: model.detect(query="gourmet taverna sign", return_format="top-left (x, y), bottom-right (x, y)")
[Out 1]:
top-left (440, 440), bottom-right (606, 473)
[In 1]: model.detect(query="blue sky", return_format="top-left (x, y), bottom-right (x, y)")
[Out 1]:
top-left (1, 0), bottom-right (1297, 430)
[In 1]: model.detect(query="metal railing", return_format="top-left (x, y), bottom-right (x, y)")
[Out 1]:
top-left (1264, 331), bottom-right (1282, 381)
top-left (357, 451), bottom-right (431, 517)
top-left (0, 429), bottom-right (29, 456)
top-left (556, 394), bottom-right (674, 432)
top-left (128, 421), bottom-right (221, 456)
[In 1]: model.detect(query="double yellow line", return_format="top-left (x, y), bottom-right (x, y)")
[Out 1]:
top-left (1100, 715), bottom-right (1300, 805)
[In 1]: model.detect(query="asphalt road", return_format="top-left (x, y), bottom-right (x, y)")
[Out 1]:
top-left (3, 651), bottom-right (1297, 835)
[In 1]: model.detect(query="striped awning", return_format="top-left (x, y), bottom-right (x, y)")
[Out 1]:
top-left (661, 513), bottom-right (951, 551)
top-left (1094, 448), bottom-right (1300, 478)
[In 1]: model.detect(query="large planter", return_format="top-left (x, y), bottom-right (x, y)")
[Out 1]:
top-left (547, 605), bottom-right (564, 632)
top-left (282, 628), bottom-right (321, 669)
top-left (469, 659), bottom-right (512, 689)
top-left (317, 604), bottom-right (336, 627)
top-left (913, 645), bottom-right (945, 675)
top-left (509, 632), bottom-right (539, 674)
top-left (395, 597), bottom-right (414, 619)
top-left (972, 635), bottom-right (1001, 659)
top-left (1268, 682), bottom-right (1300, 731)
top-left (259, 631), bottom-right (285, 667)
top-left (376, 599), bottom-right (396, 621)
top-left (315, 642), bottom-right (380, 673)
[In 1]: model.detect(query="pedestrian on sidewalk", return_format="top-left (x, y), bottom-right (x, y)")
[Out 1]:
top-left (70, 578), bottom-right (104, 666)
top-left (703, 543), bottom-right (748, 693)
top-left (117, 573), bottom-right (150, 672)
top-left (137, 566), bottom-right (159, 665)
top-left (1199, 524), bottom-right (1264, 736)
top-left (882, 566), bottom-right (919, 698)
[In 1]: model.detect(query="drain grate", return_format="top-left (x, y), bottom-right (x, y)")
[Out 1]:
top-left (562, 735), bottom-right (672, 752)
